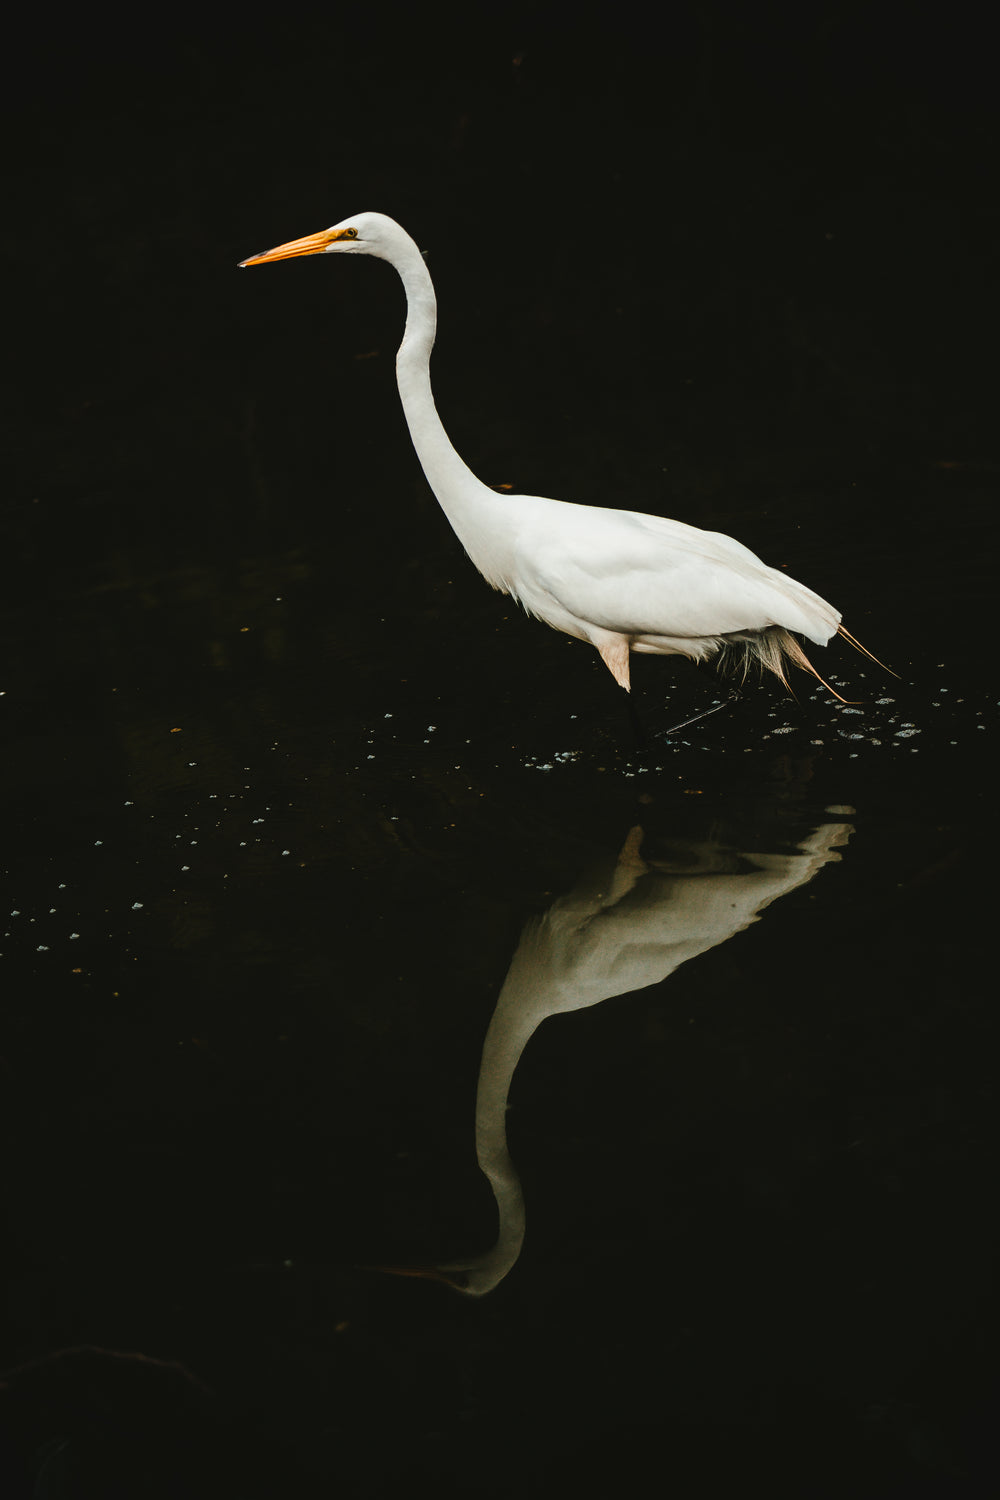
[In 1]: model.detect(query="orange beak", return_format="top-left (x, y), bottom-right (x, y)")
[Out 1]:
top-left (239, 227), bottom-right (351, 267)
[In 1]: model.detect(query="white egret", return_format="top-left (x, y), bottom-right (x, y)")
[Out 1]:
top-left (240, 213), bottom-right (877, 698)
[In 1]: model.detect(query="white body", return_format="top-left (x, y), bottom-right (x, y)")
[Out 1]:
top-left (242, 212), bottom-right (843, 692)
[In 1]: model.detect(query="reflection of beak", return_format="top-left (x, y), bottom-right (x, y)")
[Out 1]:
top-left (239, 228), bottom-right (345, 267)
top-left (363, 1263), bottom-right (469, 1291)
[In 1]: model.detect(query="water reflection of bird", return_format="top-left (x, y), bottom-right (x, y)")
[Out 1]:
top-left (241, 213), bottom-right (877, 700)
top-left (400, 818), bottom-right (853, 1296)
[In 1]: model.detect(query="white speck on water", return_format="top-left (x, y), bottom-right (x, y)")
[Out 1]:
top-left (876, 698), bottom-right (895, 705)
top-left (94, 841), bottom-right (103, 846)
top-left (70, 933), bottom-right (79, 939)
top-left (181, 865), bottom-right (190, 871)
top-left (131, 902), bottom-right (143, 910)
top-left (281, 850), bottom-right (290, 856)
top-left (36, 945), bottom-right (49, 952)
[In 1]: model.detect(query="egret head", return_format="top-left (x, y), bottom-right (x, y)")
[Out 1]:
top-left (239, 211), bottom-right (404, 267)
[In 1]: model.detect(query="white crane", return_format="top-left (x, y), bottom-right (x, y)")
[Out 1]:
top-left (241, 212), bottom-right (878, 699)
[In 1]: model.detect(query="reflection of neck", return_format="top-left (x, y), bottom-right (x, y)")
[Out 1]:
top-left (471, 998), bottom-right (538, 1283)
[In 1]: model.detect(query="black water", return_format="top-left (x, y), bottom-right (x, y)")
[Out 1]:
top-left (2, 9), bottom-right (997, 1496)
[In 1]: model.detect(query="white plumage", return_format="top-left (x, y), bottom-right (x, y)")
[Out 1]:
top-left (241, 211), bottom-right (866, 696)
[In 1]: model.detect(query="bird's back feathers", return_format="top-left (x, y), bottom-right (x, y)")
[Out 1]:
top-left (505, 496), bottom-right (841, 650)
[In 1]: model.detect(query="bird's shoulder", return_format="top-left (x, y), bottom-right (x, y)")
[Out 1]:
top-left (511, 494), bottom-right (765, 575)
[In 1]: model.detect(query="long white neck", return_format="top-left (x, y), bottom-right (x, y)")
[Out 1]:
top-left (385, 231), bottom-right (516, 590)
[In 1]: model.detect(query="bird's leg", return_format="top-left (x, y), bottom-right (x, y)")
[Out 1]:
top-left (591, 633), bottom-right (647, 747)
top-left (594, 634), bottom-right (632, 692)
top-left (660, 689), bottom-right (742, 738)
top-left (625, 689), bottom-right (647, 748)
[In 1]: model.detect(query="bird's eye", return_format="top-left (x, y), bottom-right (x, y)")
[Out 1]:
top-left (344, 227), bottom-right (358, 239)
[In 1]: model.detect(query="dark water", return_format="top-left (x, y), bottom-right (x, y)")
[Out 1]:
top-left (2, 9), bottom-right (997, 1496)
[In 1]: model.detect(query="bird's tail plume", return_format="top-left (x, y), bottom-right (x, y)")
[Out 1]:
top-left (837, 623), bottom-right (898, 676)
top-left (720, 626), bottom-right (852, 703)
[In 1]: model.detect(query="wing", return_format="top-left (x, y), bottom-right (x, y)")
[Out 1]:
top-left (511, 498), bottom-right (840, 645)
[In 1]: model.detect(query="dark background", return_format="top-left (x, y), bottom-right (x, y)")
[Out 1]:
top-left (2, 4), bottom-right (997, 1496)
